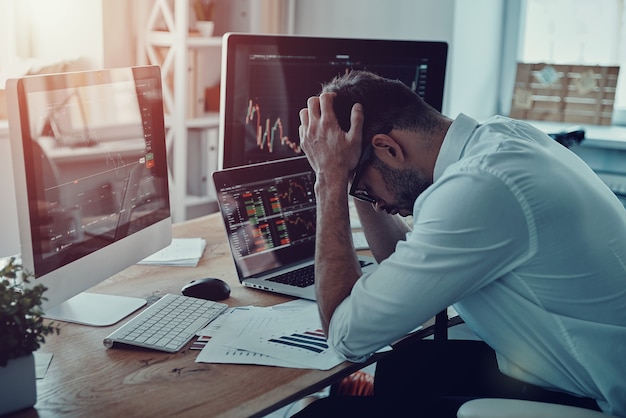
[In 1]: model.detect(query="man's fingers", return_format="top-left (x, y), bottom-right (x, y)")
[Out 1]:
top-left (299, 107), bottom-right (309, 127)
top-left (299, 107), bottom-right (309, 143)
top-left (318, 92), bottom-right (337, 125)
top-left (348, 102), bottom-right (364, 139)
top-left (306, 95), bottom-right (321, 120)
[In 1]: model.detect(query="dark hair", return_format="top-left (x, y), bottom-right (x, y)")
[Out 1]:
top-left (321, 70), bottom-right (442, 146)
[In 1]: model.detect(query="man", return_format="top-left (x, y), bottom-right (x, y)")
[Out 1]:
top-left (295, 70), bottom-right (626, 417)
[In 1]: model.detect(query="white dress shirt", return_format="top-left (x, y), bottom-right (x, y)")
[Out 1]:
top-left (328, 114), bottom-right (626, 416)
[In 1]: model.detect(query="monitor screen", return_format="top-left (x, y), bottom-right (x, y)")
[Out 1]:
top-left (213, 156), bottom-right (316, 280)
top-left (7, 65), bottom-right (172, 325)
top-left (219, 33), bottom-right (448, 169)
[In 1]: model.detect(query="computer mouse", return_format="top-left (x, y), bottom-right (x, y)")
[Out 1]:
top-left (181, 277), bottom-right (231, 301)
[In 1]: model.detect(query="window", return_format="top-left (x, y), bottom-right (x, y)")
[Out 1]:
top-left (518, 0), bottom-right (626, 123)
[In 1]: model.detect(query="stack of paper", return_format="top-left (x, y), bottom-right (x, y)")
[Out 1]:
top-left (138, 238), bottom-right (207, 267)
top-left (194, 300), bottom-right (345, 370)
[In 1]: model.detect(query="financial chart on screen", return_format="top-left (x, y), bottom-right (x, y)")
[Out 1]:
top-left (218, 168), bottom-right (315, 259)
top-left (219, 34), bottom-right (448, 169)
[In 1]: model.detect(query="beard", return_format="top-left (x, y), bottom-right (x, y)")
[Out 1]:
top-left (371, 156), bottom-right (431, 214)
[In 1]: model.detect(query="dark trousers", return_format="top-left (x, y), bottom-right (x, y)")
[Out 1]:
top-left (293, 339), bottom-right (600, 417)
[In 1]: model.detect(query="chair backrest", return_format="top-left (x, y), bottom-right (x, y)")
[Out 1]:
top-left (457, 398), bottom-right (615, 418)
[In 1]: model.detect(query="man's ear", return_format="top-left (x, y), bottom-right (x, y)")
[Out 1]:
top-left (372, 133), bottom-right (405, 165)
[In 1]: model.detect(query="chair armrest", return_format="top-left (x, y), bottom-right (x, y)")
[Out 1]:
top-left (457, 398), bottom-right (615, 418)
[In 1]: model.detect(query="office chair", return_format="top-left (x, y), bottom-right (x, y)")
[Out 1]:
top-left (456, 398), bottom-right (618, 418)
top-left (548, 127), bottom-right (585, 148)
top-left (454, 126), bottom-right (618, 418)
top-left (417, 311), bottom-right (614, 418)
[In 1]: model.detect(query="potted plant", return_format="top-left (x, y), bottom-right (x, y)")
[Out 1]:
top-left (0, 256), bottom-right (59, 415)
top-left (193, 0), bottom-right (216, 36)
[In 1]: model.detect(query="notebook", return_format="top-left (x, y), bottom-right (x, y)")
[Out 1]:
top-left (212, 156), bottom-right (376, 300)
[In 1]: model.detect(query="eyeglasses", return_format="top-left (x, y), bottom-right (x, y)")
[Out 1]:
top-left (349, 142), bottom-right (377, 204)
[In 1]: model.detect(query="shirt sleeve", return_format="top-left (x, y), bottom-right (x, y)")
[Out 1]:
top-left (328, 167), bottom-right (534, 361)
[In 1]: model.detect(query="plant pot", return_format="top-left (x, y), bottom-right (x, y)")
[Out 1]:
top-left (196, 20), bottom-right (214, 37)
top-left (0, 353), bottom-right (37, 415)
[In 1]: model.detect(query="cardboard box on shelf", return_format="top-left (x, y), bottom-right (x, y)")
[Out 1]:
top-left (204, 84), bottom-right (220, 112)
top-left (510, 63), bottom-right (620, 125)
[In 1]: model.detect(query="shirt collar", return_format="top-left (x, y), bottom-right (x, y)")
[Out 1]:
top-left (433, 113), bottom-right (480, 182)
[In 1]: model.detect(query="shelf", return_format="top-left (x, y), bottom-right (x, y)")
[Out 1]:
top-left (164, 112), bottom-right (220, 129)
top-left (145, 0), bottom-right (221, 222)
top-left (187, 34), bottom-right (222, 48)
top-left (147, 30), bottom-right (221, 48)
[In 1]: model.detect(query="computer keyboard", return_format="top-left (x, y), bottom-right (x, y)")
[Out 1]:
top-left (103, 293), bottom-right (228, 353)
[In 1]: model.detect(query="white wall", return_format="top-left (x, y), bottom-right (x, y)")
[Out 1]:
top-left (102, 0), bottom-right (138, 69)
top-left (447, 0), bottom-right (504, 120)
top-left (0, 123), bottom-right (19, 257)
top-left (14, 0), bottom-right (103, 69)
top-left (293, 0), bottom-right (455, 41)
top-left (3, 0), bottom-right (135, 72)
top-left (290, 0), bottom-right (505, 121)
top-left (0, 1), bottom-right (17, 74)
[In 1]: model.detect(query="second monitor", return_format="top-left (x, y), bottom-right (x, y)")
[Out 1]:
top-left (7, 65), bottom-right (172, 326)
top-left (219, 33), bottom-right (448, 169)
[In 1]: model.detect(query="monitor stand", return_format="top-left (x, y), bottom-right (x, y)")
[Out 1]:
top-left (44, 293), bottom-right (146, 326)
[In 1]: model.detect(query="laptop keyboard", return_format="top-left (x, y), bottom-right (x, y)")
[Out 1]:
top-left (267, 259), bottom-right (374, 288)
top-left (268, 264), bottom-right (315, 287)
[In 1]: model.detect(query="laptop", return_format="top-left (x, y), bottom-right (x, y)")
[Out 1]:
top-left (212, 156), bottom-right (376, 300)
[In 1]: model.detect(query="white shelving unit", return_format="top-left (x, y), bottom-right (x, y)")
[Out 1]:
top-left (144, 0), bottom-right (221, 222)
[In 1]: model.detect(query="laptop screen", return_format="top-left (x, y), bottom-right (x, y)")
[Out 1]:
top-left (213, 157), bottom-right (317, 280)
top-left (219, 33), bottom-right (448, 169)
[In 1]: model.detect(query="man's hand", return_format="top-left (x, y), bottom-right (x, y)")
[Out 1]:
top-left (299, 92), bottom-right (364, 181)
top-left (298, 92), bottom-right (366, 334)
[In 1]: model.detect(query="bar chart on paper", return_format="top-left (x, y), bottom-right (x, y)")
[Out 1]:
top-left (233, 304), bottom-right (343, 369)
top-left (195, 301), bottom-right (344, 370)
top-left (269, 328), bottom-right (328, 354)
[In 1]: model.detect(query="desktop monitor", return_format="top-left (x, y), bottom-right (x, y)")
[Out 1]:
top-left (218, 33), bottom-right (448, 169)
top-left (7, 65), bottom-right (172, 326)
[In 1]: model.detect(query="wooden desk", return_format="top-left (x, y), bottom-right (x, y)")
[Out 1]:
top-left (13, 213), bottom-right (375, 418)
